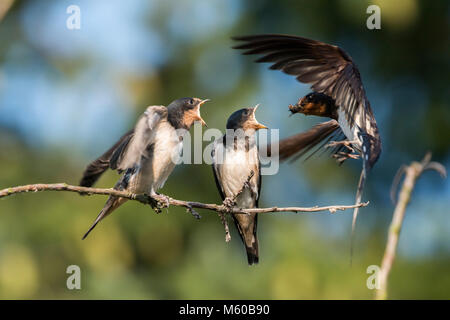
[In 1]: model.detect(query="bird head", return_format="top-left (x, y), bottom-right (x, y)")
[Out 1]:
top-left (168, 97), bottom-right (209, 129)
top-left (289, 92), bottom-right (335, 118)
top-left (289, 93), bottom-right (315, 114)
top-left (226, 104), bottom-right (268, 132)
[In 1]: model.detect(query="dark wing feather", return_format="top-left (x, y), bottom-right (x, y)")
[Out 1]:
top-left (267, 120), bottom-right (343, 163)
top-left (233, 34), bottom-right (372, 127)
top-left (211, 139), bottom-right (226, 201)
top-left (255, 160), bottom-right (261, 208)
top-left (212, 165), bottom-right (226, 201)
top-left (79, 130), bottom-right (134, 187)
top-left (109, 132), bottom-right (134, 171)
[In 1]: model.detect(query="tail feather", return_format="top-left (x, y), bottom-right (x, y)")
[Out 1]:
top-left (82, 196), bottom-right (127, 239)
top-left (350, 132), bottom-right (374, 264)
top-left (232, 214), bottom-right (259, 265)
top-left (350, 168), bottom-right (366, 265)
top-left (246, 249), bottom-right (259, 265)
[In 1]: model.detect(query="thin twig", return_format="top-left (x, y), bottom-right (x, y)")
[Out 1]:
top-left (0, 0), bottom-right (15, 22)
top-left (0, 182), bottom-right (368, 215)
top-left (376, 152), bottom-right (447, 300)
top-left (218, 170), bottom-right (256, 242)
top-left (218, 212), bottom-right (231, 242)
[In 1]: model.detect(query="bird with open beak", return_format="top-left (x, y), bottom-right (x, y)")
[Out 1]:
top-left (79, 97), bottom-right (209, 239)
top-left (211, 105), bottom-right (268, 265)
top-left (233, 34), bottom-right (382, 257)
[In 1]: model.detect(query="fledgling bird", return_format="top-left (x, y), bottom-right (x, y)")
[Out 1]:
top-left (233, 34), bottom-right (381, 253)
top-left (80, 97), bottom-right (209, 239)
top-left (211, 106), bottom-right (267, 265)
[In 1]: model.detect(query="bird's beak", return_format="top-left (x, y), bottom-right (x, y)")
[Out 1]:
top-left (254, 122), bottom-right (268, 130)
top-left (197, 99), bottom-right (210, 127)
top-left (252, 104), bottom-right (268, 130)
top-left (288, 98), bottom-right (304, 114)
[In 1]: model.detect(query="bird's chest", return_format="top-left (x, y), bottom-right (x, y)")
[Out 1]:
top-left (153, 123), bottom-right (183, 165)
top-left (134, 123), bottom-right (183, 192)
top-left (152, 123), bottom-right (183, 185)
top-left (338, 109), bottom-right (362, 150)
top-left (219, 144), bottom-right (259, 203)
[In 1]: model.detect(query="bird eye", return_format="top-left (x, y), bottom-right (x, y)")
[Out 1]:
top-left (189, 99), bottom-right (194, 105)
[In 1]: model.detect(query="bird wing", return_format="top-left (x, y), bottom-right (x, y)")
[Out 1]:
top-left (255, 159), bottom-right (261, 208)
top-left (211, 137), bottom-right (226, 201)
top-left (79, 130), bottom-right (134, 187)
top-left (233, 34), bottom-right (374, 129)
top-left (79, 106), bottom-right (167, 187)
top-left (276, 120), bottom-right (344, 162)
top-left (112, 105), bottom-right (167, 173)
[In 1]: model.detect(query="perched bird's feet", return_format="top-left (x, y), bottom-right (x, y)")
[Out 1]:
top-left (150, 193), bottom-right (170, 213)
top-left (222, 197), bottom-right (236, 212)
top-left (332, 151), bottom-right (360, 165)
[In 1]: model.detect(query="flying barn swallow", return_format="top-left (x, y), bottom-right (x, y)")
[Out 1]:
top-left (79, 97), bottom-right (209, 239)
top-left (211, 106), bottom-right (267, 265)
top-left (233, 34), bottom-right (381, 247)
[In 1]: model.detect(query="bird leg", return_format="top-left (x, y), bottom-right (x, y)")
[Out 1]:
top-left (332, 151), bottom-right (360, 165)
top-left (222, 197), bottom-right (236, 211)
top-left (326, 140), bottom-right (360, 164)
top-left (326, 140), bottom-right (357, 152)
top-left (150, 193), bottom-right (170, 213)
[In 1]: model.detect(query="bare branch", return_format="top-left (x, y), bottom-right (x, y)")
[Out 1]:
top-left (390, 164), bottom-right (407, 204)
top-left (0, 0), bottom-right (15, 22)
top-left (0, 182), bottom-right (368, 216)
top-left (376, 152), bottom-right (447, 300)
top-left (424, 161), bottom-right (447, 179)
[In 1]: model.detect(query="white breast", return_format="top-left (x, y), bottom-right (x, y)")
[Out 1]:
top-left (151, 122), bottom-right (183, 191)
top-left (213, 139), bottom-right (259, 208)
top-left (337, 108), bottom-right (365, 150)
top-left (133, 121), bottom-right (183, 194)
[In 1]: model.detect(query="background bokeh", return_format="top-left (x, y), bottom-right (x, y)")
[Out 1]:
top-left (0, 0), bottom-right (449, 299)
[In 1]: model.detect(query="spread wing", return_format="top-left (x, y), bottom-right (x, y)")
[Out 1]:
top-left (277, 120), bottom-right (345, 162)
top-left (79, 105), bottom-right (167, 187)
top-left (233, 34), bottom-right (373, 128)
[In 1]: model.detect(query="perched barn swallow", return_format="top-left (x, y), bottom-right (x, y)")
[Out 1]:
top-left (233, 34), bottom-right (381, 247)
top-left (211, 106), bottom-right (267, 265)
top-left (80, 97), bottom-right (209, 239)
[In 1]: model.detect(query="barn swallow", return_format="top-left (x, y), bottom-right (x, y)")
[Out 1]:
top-left (211, 106), bottom-right (267, 265)
top-left (233, 34), bottom-right (381, 249)
top-left (80, 97), bottom-right (209, 239)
